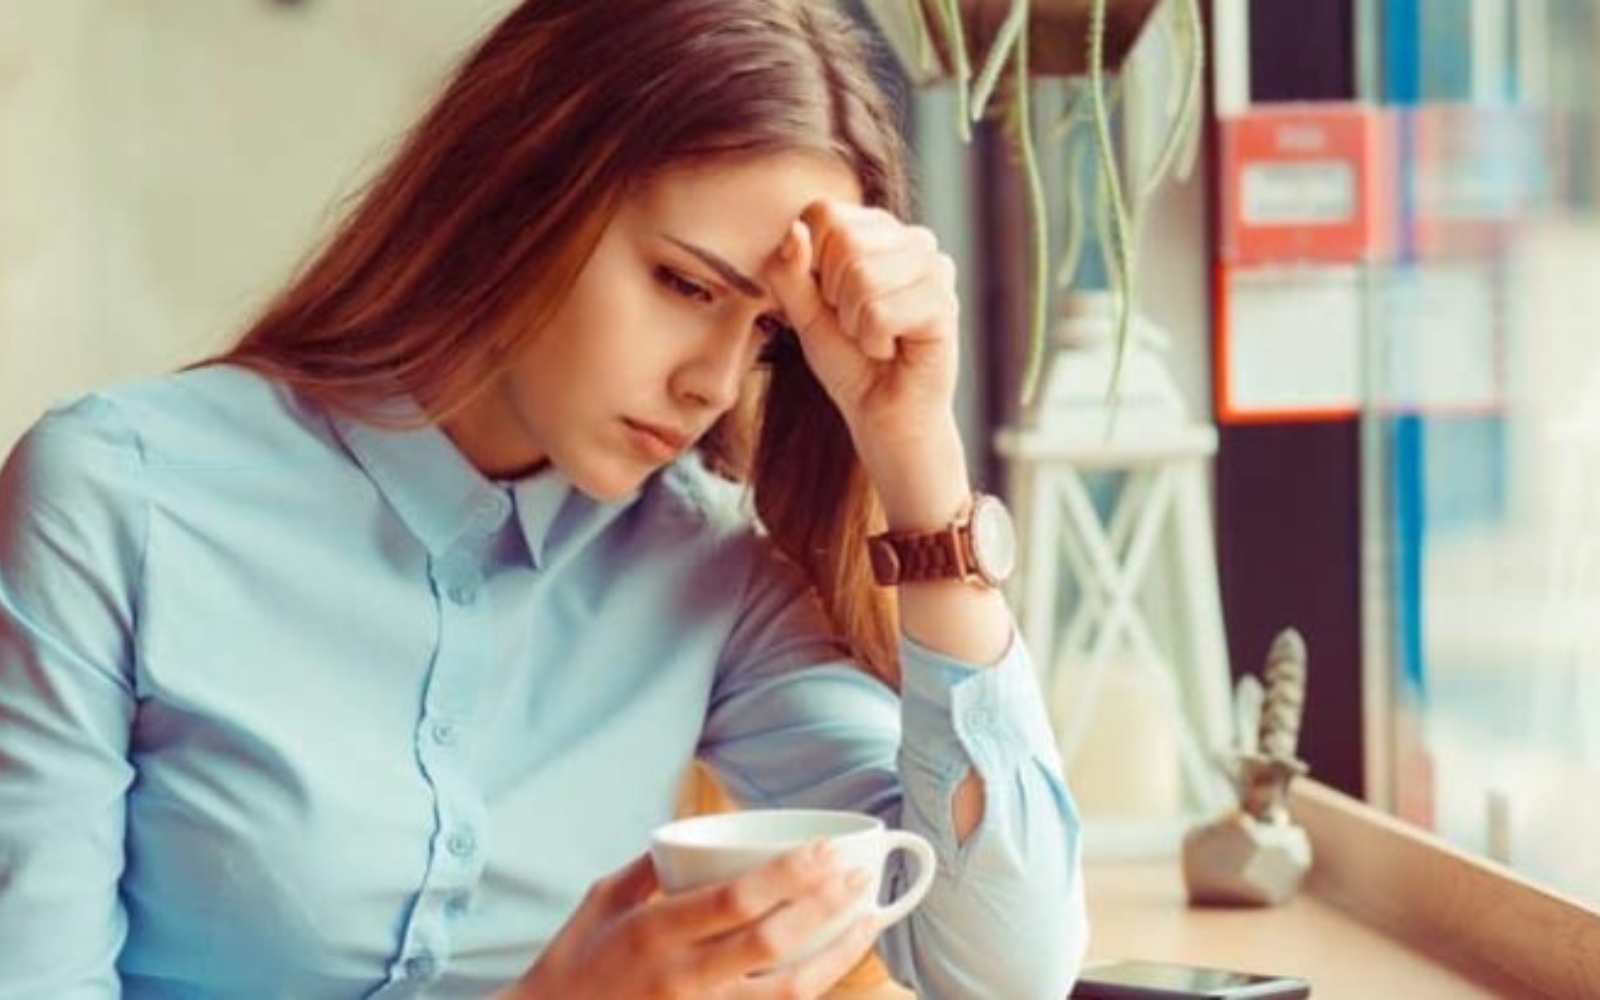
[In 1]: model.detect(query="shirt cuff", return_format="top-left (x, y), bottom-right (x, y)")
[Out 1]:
top-left (897, 624), bottom-right (1061, 784)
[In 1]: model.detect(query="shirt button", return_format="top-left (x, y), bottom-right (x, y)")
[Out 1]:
top-left (476, 494), bottom-right (509, 522)
top-left (404, 953), bottom-right (438, 979)
top-left (965, 707), bottom-right (993, 732)
top-left (448, 582), bottom-right (479, 605)
top-left (445, 892), bottom-right (471, 917)
top-left (430, 721), bottom-right (460, 746)
top-left (447, 828), bottom-right (478, 859)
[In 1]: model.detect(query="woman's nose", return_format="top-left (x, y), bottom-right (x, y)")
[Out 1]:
top-left (670, 331), bottom-right (749, 413)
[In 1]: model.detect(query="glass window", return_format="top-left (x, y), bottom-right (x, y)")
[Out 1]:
top-left (1362, 0), bottom-right (1600, 907)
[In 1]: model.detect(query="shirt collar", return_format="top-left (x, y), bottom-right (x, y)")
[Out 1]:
top-left (328, 398), bottom-right (632, 567)
top-left (507, 467), bottom-right (640, 571)
top-left (507, 469), bottom-right (575, 569)
top-left (330, 400), bottom-right (501, 558)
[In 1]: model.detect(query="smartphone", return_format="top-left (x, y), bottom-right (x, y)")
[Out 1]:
top-left (1069, 959), bottom-right (1311, 999)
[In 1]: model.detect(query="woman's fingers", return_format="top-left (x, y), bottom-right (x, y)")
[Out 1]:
top-left (573, 852), bottom-right (659, 929)
top-left (806, 203), bottom-right (934, 302)
top-left (529, 847), bottom-right (875, 1000)
top-left (601, 852), bottom-right (661, 902)
top-left (830, 249), bottom-right (934, 342)
top-left (769, 198), bottom-right (963, 434)
top-left (736, 913), bottom-right (883, 1000)
top-left (644, 841), bottom-right (839, 947)
top-left (768, 220), bottom-right (831, 342)
top-left (516, 853), bottom-right (663, 997)
top-left (798, 204), bottom-right (955, 362)
top-left (690, 866), bottom-right (873, 983)
top-left (834, 258), bottom-right (958, 361)
top-left (768, 221), bottom-right (872, 399)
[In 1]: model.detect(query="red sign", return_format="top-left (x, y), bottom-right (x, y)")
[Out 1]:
top-left (1220, 103), bottom-right (1395, 265)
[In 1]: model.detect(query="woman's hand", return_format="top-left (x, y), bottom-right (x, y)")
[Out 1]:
top-left (503, 845), bottom-right (879, 1000)
top-left (767, 201), bottom-right (969, 529)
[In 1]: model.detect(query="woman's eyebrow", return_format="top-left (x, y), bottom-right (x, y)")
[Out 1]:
top-left (664, 236), bottom-right (767, 299)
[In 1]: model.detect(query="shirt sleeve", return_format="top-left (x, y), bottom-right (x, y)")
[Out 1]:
top-left (697, 541), bottom-right (1088, 1000)
top-left (0, 396), bottom-right (145, 999)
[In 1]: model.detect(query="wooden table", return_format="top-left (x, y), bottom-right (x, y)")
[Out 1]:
top-left (1079, 860), bottom-right (1517, 998)
top-left (821, 777), bottom-right (1600, 998)
top-left (825, 857), bottom-right (1521, 998)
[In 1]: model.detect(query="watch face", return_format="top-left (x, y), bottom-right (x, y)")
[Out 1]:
top-left (970, 495), bottom-right (1017, 586)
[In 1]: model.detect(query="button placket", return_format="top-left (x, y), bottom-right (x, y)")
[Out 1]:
top-left (403, 953), bottom-right (438, 980)
top-left (429, 719), bottom-right (460, 747)
top-left (429, 550), bottom-right (480, 606)
top-left (474, 492), bottom-right (511, 526)
top-left (403, 535), bottom-right (496, 980)
top-left (446, 826), bottom-right (478, 860)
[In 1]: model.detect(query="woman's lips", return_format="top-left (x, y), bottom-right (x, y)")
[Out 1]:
top-left (622, 418), bottom-right (690, 462)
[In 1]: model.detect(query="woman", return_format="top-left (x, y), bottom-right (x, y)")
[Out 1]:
top-left (0, 1), bottom-right (1087, 997)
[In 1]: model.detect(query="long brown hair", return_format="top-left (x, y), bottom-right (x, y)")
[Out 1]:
top-left (216, 0), bottom-right (908, 684)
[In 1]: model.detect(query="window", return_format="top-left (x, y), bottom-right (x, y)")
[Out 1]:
top-left (1361, 0), bottom-right (1600, 908)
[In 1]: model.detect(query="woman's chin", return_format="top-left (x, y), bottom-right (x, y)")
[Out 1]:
top-left (564, 459), bottom-right (656, 503)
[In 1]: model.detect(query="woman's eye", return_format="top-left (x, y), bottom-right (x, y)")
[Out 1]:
top-left (655, 267), bottom-right (713, 303)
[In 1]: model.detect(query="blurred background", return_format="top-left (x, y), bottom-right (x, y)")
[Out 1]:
top-left (1, 0), bottom-right (1595, 912)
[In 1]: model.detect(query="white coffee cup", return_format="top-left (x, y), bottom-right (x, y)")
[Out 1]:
top-left (650, 808), bottom-right (937, 968)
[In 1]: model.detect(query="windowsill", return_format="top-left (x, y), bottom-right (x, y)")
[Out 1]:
top-left (826, 777), bottom-right (1600, 999)
top-left (1082, 860), bottom-right (1515, 997)
top-left (1085, 779), bottom-right (1600, 998)
top-left (1288, 778), bottom-right (1600, 998)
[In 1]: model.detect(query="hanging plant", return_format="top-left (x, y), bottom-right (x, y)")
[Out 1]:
top-left (861, 0), bottom-right (1204, 408)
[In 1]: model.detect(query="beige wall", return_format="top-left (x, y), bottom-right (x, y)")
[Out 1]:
top-left (0, 0), bottom-right (511, 448)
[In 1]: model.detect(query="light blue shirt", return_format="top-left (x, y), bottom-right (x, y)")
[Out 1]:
top-left (0, 365), bottom-right (1086, 999)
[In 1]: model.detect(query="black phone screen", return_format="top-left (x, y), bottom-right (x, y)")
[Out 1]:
top-left (1070, 959), bottom-right (1312, 999)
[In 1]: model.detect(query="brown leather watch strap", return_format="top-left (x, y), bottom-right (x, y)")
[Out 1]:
top-left (867, 493), bottom-right (1015, 588)
top-left (867, 525), bottom-right (970, 585)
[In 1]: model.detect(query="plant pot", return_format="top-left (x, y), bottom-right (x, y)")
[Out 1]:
top-left (862, 0), bottom-right (1163, 84)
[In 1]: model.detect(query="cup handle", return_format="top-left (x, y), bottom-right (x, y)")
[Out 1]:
top-left (871, 830), bottom-right (937, 928)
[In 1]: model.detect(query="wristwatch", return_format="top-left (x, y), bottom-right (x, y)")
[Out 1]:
top-left (866, 493), bottom-right (1017, 588)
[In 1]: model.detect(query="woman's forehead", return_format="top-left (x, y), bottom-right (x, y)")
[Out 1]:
top-left (630, 153), bottom-right (863, 216)
top-left (606, 155), bottom-right (858, 272)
